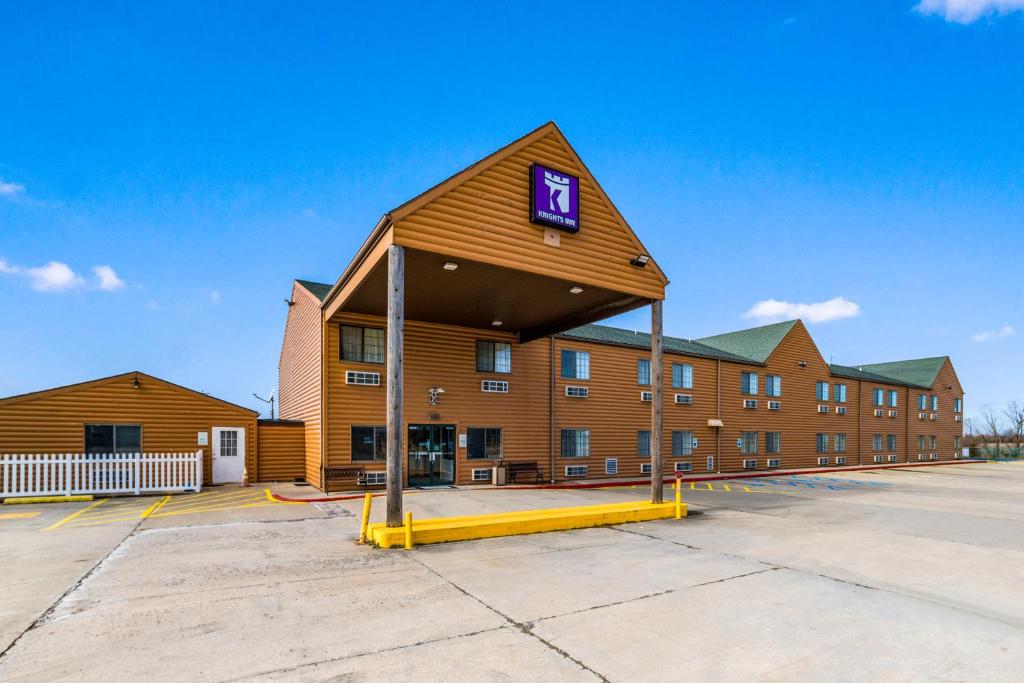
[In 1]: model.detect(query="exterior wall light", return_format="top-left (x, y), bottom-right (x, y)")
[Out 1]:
top-left (132, 376), bottom-right (141, 389)
top-left (491, 320), bottom-right (502, 326)
top-left (630, 254), bottom-right (650, 267)
top-left (798, 361), bottom-right (807, 368)
top-left (442, 262), bottom-right (459, 271)
top-left (569, 286), bottom-right (584, 294)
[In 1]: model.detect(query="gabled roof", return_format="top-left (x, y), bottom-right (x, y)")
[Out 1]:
top-left (855, 357), bottom-right (948, 389)
top-left (828, 363), bottom-right (915, 386)
top-left (559, 324), bottom-right (754, 363)
top-left (695, 320), bottom-right (799, 364)
top-left (0, 371), bottom-right (258, 414)
top-left (295, 279), bottom-right (332, 302)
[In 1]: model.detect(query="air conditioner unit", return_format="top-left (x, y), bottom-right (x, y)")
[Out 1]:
top-left (674, 462), bottom-right (692, 473)
top-left (565, 465), bottom-right (588, 477)
top-left (873, 455), bottom-right (884, 463)
top-left (674, 394), bottom-right (693, 405)
top-left (887, 455), bottom-right (898, 463)
top-left (742, 459), bottom-right (757, 469)
top-left (767, 458), bottom-right (780, 468)
top-left (836, 406), bottom-right (847, 415)
top-left (918, 454), bottom-right (926, 461)
top-left (640, 463), bottom-right (652, 475)
top-left (565, 386), bottom-right (589, 398)
top-left (768, 401), bottom-right (781, 410)
top-left (743, 399), bottom-right (757, 409)
top-left (817, 457), bottom-right (828, 466)
top-left (874, 409), bottom-right (884, 417)
top-left (930, 414), bottom-right (939, 421)
top-left (836, 457), bottom-right (847, 465)
top-left (889, 410), bottom-right (898, 418)
top-left (955, 415), bottom-right (962, 422)
top-left (817, 405), bottom-right (828, 414)
top-left (640, 391), bottom-right (652, 402)
top-left (919, 412), bottom-right (927, 420)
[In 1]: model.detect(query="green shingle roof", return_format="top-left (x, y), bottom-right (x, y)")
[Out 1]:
top-left (828, 363), bottom-right (912, 386)
top-left (694, 320), bottom-right (798, 364)
top-left (559, 324), bottom-right (755, 363)
top-left (295, 279), bottom-right (333, 302)
top-left (856, 357), bottom-right (947, 389)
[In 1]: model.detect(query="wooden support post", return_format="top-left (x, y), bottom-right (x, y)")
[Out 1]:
top-left (386, 244), bottom-right (405, 527)
top-left (651, 299), bottom-right (664, 504)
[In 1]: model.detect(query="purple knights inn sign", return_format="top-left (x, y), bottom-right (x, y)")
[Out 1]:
top-left (530, 163), bottom-right (580, 233)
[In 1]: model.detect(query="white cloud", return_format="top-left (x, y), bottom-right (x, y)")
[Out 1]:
top-left (971, 324), bottom-right (1014, 342)
top-left (93, 265), bottom-right (125, 291)
top-left (0, 178), bottom-right (25, 197)
top-left (208, 289), bottom-right (221, 303)
top-left (0, 258), bottom-right (16, 274)
top-left (915, 0), bottom-right (1024, 23)
top-left (742, 297), bottom-right (861, 324)
top-left (25, 261), bottom-right (85, 292)
top-left (146, 300), bottom-right (160, 310)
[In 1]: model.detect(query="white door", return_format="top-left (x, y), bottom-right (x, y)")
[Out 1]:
top-left (212, 427), bottom-right (246, 484)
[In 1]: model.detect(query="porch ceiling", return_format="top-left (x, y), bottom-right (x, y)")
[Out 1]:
top-left (333, 248), bottom-right (651, 343)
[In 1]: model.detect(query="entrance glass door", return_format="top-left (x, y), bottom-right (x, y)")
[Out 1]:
top-left (407, 424), bottom-right (456, 486)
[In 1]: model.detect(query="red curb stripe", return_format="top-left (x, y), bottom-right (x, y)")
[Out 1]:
top-left (268, 458), bottom-right (983, 503)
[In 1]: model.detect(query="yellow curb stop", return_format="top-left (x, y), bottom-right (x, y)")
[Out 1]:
top-left (4, 495), bottom-right (94, 505)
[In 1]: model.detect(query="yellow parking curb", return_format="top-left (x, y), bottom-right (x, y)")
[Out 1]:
top-left (4, 495), bottom-right (94, 505)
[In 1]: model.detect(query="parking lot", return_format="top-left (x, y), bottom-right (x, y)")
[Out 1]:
top-left (1, 462), bottom-right (1022, 681)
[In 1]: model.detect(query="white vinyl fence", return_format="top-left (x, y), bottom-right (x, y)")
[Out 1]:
top-left (1, 451), bottom-right (203, 498)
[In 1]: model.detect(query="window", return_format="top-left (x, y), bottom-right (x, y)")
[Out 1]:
top-left (565, 465), bottom-right (588, 477)
top-left (467, 427), bottom-right (502, 459)
top-left (888, 390), bottom-right (898, 408)
top-left (835, 384), bottom-right (847, 403)
top-left (674, 462), bottom-right (693, 473)
top-left (766, 375), bottom-right (782, 397)
top-left (816, 433), bottom-right (829, 453)
top-left (476, 340), bottom-right (511, 373)
top-left (743, 399), bottom-right (758, 409)
top-left (768, 400), bottom-right (782, 410)
top-left (834, 433), bottom-right (847, 453)
top-left (931, 395), bottom-right (939, 411)
top-left (640, 463), bottom-right (652, 474)
top-left (675, 394), bottom-right (693, 405)
top-left (561, 429), bottom-right (590, 457)
top-left (887, 433), bottom-right (897, 452)
top-left (565, 386), bottom-right (589, 398)
top-left (740, 431), bottom-right (758, 454)
top-left (672, 363), bottom-right (693, 389)
top-left (341, 325), bottom-right (384, 364)
top-left (364, 471), bottom-right (386, 485)
top-left (918, 394), bottom-right (927, 410)
top-left (816, 381), bottom-right (830, 402)
top-left (637, 430), bottom-right (651, 457)
top-left (346, 371), bottom-right (380, 386)
top-left (672, 431), bottom-right (693, 456)
top-left (351, 426), bottom-right (386, 461)
top-left (873, 388), bottom-right (884, 406)
top-left (481, 380), bottom-right (509, 393)
top-left (605, 458), bottom-right (618, 475)
top-left (219, 429), bottom-right (238, 457)
top-left (561, 350), bottom-right (590, 380)
top-left (472, 468), bottom-right (492, 482)
top-left (640, 391), bottom-right (653, 402)
top-left (84, 424), bottom-right (141, 455)
top-left (872, 434), bottom-right (883, 452)
top-left (706, 456), bottom-right (714, 471)
top-left (930, 435), bottom-right (937, 450)
top-left (766, 432), bottom-right (781, 454)
top-left (741, 372), bottom-right (758, 395)
top-left (954, 398), bottom-right (963, 413)
top-left (637, 359), bottom-right (651, 386)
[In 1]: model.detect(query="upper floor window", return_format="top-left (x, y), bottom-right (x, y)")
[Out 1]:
top-left (637, 359), bottom-right (651, 386)
top-left (888, 390), bottom-right (898, 408)
top-left (931, 395), bottom-right (939, 411)
top-left (816, 381), bottom-right (830, 402)
top-left (561, 350), bottom-right (590, 380)
top-left (835, 384), bottom-right (847, 403)
top-left (341, 325), bottom-right (385, 364)
top-left (954, 398), bottom-right (963, 413)
top-left (476, 341), bottom-right (511, 373)
top-left (741, 372), bottom-right (758, 396)
top-left (672, 431), bottom-right (694, 456)
top-left (873, 388), bottom-right (884, 406)
top-left (672, 363), bottom-right (693, 389)
top-left (766, 375), bottom-right (782, 398)
top-left (918, 394), bottom-right (927, 410)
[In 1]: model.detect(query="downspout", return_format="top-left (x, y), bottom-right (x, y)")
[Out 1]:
top-left (858, 380), bottom-right (863, 466)
top-left (716, 358), bottom-right (721, 474)
top-left (549, 336), bottom-right (556, 484)
top-left (320, 313), bottom-right (328, 490)
top-left (905, 388), bottom-right (910, 463)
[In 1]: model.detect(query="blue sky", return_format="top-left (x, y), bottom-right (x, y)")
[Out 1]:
top-left (1, 1), bottom-right (1021, 424)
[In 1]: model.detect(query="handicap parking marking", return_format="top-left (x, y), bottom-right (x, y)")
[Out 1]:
top-left (0, 511), bottom-right (42, 520)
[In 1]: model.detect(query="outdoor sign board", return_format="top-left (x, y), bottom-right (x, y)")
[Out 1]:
top-left (530, 163), bottom-right (580, 233)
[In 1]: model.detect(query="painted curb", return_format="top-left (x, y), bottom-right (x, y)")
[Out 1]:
top-left (268, 458), bottom-right (985, 503)
top-left (3, 494), bottom-right (94, 505)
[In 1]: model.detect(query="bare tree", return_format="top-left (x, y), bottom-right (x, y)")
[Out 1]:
top-left (1005, 401), bottom-right (1024, 458)
top-left (980, 405), bottom-right (1004, 459)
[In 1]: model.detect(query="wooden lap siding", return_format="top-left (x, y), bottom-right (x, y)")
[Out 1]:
top-left (0, 374), bottom-right (256, 483)
top-left (256, 421), bottom-right (306, 481)
top-left (278, 282), bottom-right (324, 488)
top-left (326, 313), bottom-right (551, 485)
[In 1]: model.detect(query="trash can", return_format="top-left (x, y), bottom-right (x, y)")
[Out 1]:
top-left (492, 465), bottom-right (506, 486)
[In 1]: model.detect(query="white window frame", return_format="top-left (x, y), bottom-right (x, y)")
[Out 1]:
top-left (345, 370), bottom-right (381, 386)
top-left (604, 458), bottom-right (618, 475)
top-left (565, 465), bottom-right (588, 477)
top-left (472, 468), bottom-right (492, 482)
top-left (565, 385), bottom-right (589, 398)
top-left (481, 380), bottom-right (509, 393)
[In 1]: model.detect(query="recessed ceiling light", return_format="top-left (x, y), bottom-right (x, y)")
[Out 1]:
top-left (442, 262), bottom-right (459, 271)
top-left (569, 286), bottom-right (584, 295)
top-left (491, 320), bottom-right (502, 327)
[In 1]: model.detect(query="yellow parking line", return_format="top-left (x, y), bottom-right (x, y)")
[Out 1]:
top-left (151, 501), bottom-right (278, 518)
top-left (0, 511), bottom-right (41, 519)
top-left (704, 483), bottom-right (713, 491)
top-left (46, 498), bottom-right (108, 531)
top-left (164, 491), bottom-right (265, 507)
top-left (690, 482), bottom-right (695, 490)
top-left (141, 495), bottom-right (171, 519)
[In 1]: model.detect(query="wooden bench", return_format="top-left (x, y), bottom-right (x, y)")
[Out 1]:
top-left (324, 465), bottom-right (367, 492)
top-left (506, 461), bottom-right (542, 484)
